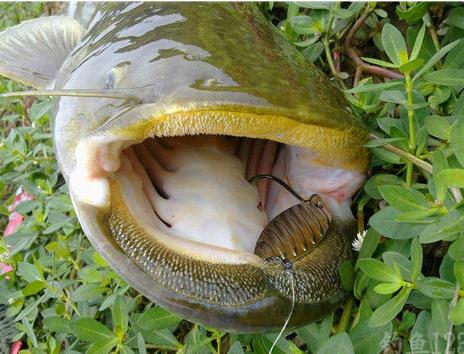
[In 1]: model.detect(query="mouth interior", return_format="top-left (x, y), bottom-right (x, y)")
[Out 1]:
top-left (113, 135), bottom-right (363, 255)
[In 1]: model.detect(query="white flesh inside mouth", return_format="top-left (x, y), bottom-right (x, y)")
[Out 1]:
top-left (71, 135), bottom-right (364, 255)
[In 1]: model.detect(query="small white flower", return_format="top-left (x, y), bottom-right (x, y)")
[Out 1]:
top-left (352, 230), bottom-right (367, 252)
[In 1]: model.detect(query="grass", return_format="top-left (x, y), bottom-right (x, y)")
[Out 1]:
top-left (2, 2), bottom-right (464, 353)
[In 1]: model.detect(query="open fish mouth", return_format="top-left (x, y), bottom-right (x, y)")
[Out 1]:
top-left (69, 110), bottom-right (365, 332)
top-left (103, 135), bottom-right (361, 253)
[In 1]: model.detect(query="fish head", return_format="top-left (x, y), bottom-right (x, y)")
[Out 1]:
top-left (0, 2), bottom-right (368, 332)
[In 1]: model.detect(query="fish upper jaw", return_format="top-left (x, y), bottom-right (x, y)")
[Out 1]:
top-left (70, 137), bottom-right (131, 208)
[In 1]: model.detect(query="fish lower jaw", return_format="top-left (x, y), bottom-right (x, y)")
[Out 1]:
top-left (70, 135), bottom-right (363, 256)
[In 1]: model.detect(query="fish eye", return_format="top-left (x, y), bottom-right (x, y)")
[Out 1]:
top-left (309, 194), bottom-right (324, 209)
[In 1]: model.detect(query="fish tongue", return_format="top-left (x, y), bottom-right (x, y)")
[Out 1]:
top-left (143, 136), bottom-right (268, 252)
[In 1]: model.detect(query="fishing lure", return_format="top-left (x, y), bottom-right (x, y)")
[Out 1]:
top-left (249, 174), bottom-right (330, 262)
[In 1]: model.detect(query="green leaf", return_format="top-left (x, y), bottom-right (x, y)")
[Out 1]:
top-left (444, 39), bottom-right (464, 69)
top-left (420, 209), bottom-right (464, 243)
top-left (370, 206), bottom-right (426, 240)
top-left (424, 69), bottom-right (464, 86)
top-left (316, 333), bottom-right (354, 354)
top-left (292, 35), bottom-right (320, 47)
top-left (382, 23), bottom-right (408, 65)
top-left (369, 287), bottom-right (411, 327)
top-left (86, 337), bottom-right (119, 354)
top-left (454, 261), bottom-right (464, 287)
top-left (410, 238), bottom-right (423, 282)
top-left (364, 174), bottom-right (403, 200)
top-left (372, 147), bottom-right (402, 164)
top-left (99, 293), bottom-right (117, 311)
top-left (357, 258), bottom-right (402, 283)
top-left (431, 299), bottom-right (449, 336)
top-left (136, 307), bottom-right (182, 331)
top-left (448, 7), bottom-right (464, 30)
top-left (17, 262), bottom-right (43, 283)
top-left (410, 24), bottom-right (426, 61)
top-left (72, 284), bottom-right (106, 302)
top-left (228, 341), bottom-right (245, 354)
top-left (398, 310), bottom-right (416, 332)
top-left (449, 238), bottom-right (464, 261)
top-left (22, 318), bottom-right (37, 347)
top-left (378, 185), bottom-right (428, 211)
top-left (301, 41), bottom-right (324, 63)
top-left (347, 80), bottom-right (403, 94)
top-left (394, 208), bottom-right (440, 223)
top-left (137, 333), bottom-right (147, 354)
top-left (410, 311), bottom-right (435, 353)
top-left (416, 277), bottom-right (456, 299)
top-left (252, 334), bottom-right (286, 354)
top-left (357, 228), bottom-right (380, 261)
top-left (413, 40), bottom-right (460, 81)
top-left (29, 100), bottom-right (51, 122)
top-left (424, 115), bottom-right (451, 140)
top-left (22, 280), bottom-right (46, 296)
top-left (400, 58), bottom-right (424, 73)
top-left (111, 296), bottom-right (128, 334)
top-left (440, 255), bottom-right (456, 283)
top-left (185, 326), bottom-right (217, 354)
top-left (70, 318), bottom-right (116, 342)
top-left (380, 90), bottom-right (407, 104)
top-left (15, 294), bottom-right (46, 322)
top-left (432, 149), bottom-right (448, 176)
top-left (120, 345), bottom-right (135, 354)
top-left (374, 282), bottom-right (402, 294)
top-left (349, 301), bottom-right (392, 353)
top-left (450, 298), bottom-right (464, 325)
top-left (451, 118), bottom-right (464, 167)
top-left (290, 16), bottom-right (316, 35)
top-left (361, 57), bottom-right (399, 68)
top-left (332, 8), bottom-right (353, 19)
top-left (396, 3), bottom-right (429, 24)
top-left (133, 323), bottom-right (180, 349)
top-left (43, 316), bottom-right (71, 334)
top-left (436, 169), bottom-right (464, 202)
top-left (375, 9), bottom-right (388, 18)
top-left (382, 251), bottom-right (413, 282)
top-left (296, 313), bottom-right (333, 354)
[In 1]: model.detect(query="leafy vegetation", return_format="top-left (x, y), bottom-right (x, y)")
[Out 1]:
top-left (1, 2), bottom-right (464, 353)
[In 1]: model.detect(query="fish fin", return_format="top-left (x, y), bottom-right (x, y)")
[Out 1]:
top-left (0, 16), bottom-right (84, 89)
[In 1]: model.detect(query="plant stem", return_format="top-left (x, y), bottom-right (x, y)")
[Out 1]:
top-left (429, 25), bottom-right (441, 51)
top-left (323, 16), bottom-right (347, 90)
top-left (216, 331), bottom-right (222, 354)
top-left (369, 134), bottom-right (433, 174)
top-left (344, 5), bottom-right (403, 80)
top-left (404, 72), bottom-right (416, 188)
top-left (336, 295), bottom-right (354, 333)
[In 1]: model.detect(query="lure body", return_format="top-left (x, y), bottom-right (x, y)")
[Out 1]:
top-left (255, 195), bottom-right (330, 261)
